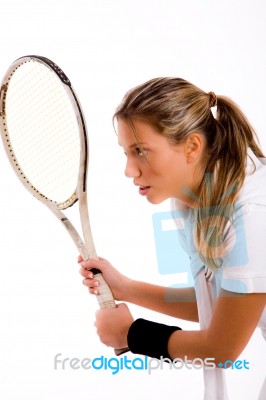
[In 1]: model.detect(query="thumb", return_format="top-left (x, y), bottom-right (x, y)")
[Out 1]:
top-left (81, 257), bottom-right (107, 272)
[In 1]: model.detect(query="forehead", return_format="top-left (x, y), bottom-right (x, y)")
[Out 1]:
top-left (117, 118), bottom-right (162, 148)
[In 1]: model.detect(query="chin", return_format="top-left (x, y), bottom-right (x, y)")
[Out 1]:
top-left (146, 195), bottom-right (168, 205)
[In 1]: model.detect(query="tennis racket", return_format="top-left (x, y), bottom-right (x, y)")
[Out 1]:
top-left (0, 55), bottom-right (128, 355)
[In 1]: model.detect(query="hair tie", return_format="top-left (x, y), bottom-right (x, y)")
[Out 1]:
top-left (209, 91), bottom-right (217, 108)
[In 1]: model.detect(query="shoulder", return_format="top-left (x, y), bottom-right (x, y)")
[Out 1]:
top-left (237, 148), bottom-right (266, 207)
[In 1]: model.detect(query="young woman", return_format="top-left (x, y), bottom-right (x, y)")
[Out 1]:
top-left (79, 78), bottom-right (266, 399)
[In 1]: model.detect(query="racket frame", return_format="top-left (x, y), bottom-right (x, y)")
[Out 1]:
top-left (0, 55), bottom-right (96, 260)
top-left (0, 57), bottom-right (130, 354)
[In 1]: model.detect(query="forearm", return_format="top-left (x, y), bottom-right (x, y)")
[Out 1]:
top-left (80, 258), bottom-right (198, 322)
top-left (133, 292), bottom-right (266, 364)
top-left (167, 329), bottom-right (211, 361)
top-left (122, 280), bottom-right (199, 322)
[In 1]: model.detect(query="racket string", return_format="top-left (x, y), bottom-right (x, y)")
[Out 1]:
top-left (5, 61), bottom-right (81, 203)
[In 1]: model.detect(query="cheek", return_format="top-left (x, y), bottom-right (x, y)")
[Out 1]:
top-left (163, 160), bottom-right (188, 193)
top-left (146, 151), bottom-right (186, 185)
top-left (171, 155), bottom-right (188, 177)
top-left (163, 160), bottom-right (183, 180)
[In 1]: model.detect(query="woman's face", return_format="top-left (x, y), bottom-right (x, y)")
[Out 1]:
top-left (117, 118), bottom-right (203, 205)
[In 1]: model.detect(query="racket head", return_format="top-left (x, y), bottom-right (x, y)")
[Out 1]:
top-left (0, 55), bottom-right (88, 210)
top-left (0, 56), bottom-right (120, 316)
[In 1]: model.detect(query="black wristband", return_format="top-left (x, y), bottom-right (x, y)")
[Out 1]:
top-left (127, 318), bottom-right (182, 360)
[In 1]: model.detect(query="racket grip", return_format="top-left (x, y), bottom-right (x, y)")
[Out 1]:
top-left (92, 271), bottom-right (130, 356)
top-left (93, 272), bottom-right (116, 309)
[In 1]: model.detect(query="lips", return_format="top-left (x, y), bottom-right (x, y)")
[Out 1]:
top-left (134, 181), bottom-right (151, 196)
top-left (139, 185), bottom-right (151, 196)
top-left (139, 185), bottom-right (150, 190)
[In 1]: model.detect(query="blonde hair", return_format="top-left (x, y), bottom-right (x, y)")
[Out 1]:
top-left (114, 78), bottom-right (264, 269)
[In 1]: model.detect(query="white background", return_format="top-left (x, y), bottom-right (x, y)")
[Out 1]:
top-left (0, 1), bottom-right (266, 399)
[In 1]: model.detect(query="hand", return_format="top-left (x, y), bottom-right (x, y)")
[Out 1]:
top-left (94, 303), bottom-right (134, 349)
top-left (78, 256), bottom-right (131, 301)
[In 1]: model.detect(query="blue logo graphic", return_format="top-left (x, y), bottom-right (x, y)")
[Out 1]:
top-left (152, 174), bottom-right (249, 294)
top-left (152, 210), bottom-right (193, 287)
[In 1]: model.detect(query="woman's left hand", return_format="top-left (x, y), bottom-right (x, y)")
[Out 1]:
top-left (94, 303), bottom-right (134, 349)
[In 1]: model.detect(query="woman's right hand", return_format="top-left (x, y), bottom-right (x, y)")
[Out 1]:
top-left (78, 256), bottom-right (131, 301)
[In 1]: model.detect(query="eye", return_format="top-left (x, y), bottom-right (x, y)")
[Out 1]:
top-left (135, 147), bottom-right (148, 157)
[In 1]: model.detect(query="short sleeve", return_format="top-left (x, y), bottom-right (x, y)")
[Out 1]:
top-left (221, 203), bottom-right (266, 293)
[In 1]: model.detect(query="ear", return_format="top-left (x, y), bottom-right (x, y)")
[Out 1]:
top-left (184, 133), bottom-right (205, 163)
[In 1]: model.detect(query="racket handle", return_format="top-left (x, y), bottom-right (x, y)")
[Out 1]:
top-left (93, 271), bottom-right (116, 309)
top-left (114, 347), bottom-right (130, 356)
top-left (92, 270), bottom-right (129, 356)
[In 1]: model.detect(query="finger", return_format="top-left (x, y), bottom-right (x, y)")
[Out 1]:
top-left (79, 268), bottom-right (94, 278)
top-left (81, 258), bottom-right (105, 271)
top-left (89, 287), bottom-right (99, 295)
top-left (83, 277), bottom-right (99, 287)
top-left (83, 277), bottom-right (99, 290)
top-left (84, 282), bottom-right (99, 295)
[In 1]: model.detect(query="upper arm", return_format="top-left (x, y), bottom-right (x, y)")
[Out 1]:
top-left (206, 290), bottom-right (266, 361)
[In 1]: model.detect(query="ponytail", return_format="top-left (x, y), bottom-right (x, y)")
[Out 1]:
top-left (195, 96), bottom-right (264, 269)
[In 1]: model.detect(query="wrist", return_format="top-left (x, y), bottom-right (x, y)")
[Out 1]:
top-left (119, 278), bottom-right (138, 302)
top-left (127, 318), bottom-right (182, 360)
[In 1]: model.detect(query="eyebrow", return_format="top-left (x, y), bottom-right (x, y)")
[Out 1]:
top-left (118, 142), bottom-right (148, 149)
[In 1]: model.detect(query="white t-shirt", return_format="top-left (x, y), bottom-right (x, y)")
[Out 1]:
top-left (171, 148), bottom-right (266, 399)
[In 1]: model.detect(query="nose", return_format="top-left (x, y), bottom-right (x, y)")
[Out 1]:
top-left (124, 158), bottom-right (141, 178)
